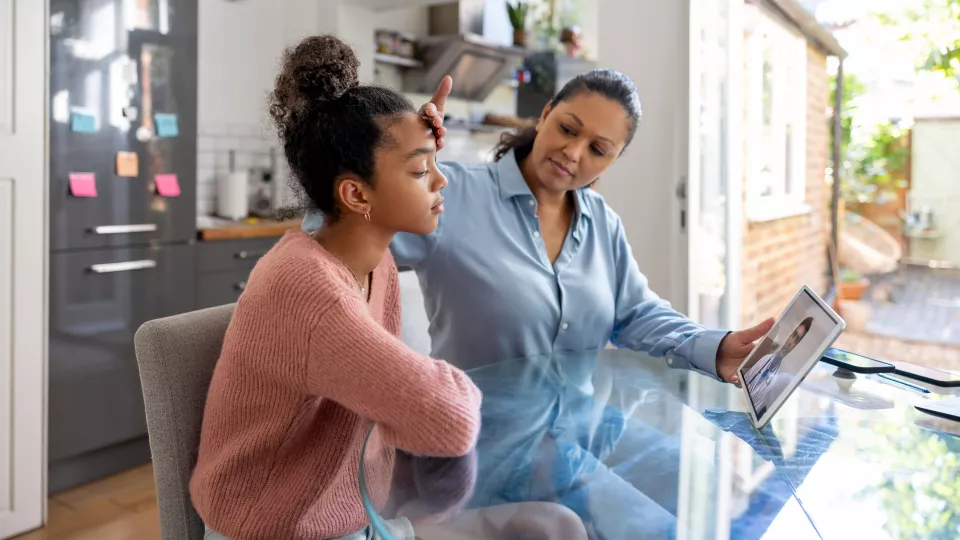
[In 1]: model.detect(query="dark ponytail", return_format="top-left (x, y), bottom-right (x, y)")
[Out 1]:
top-left (493, 125), bottom-right (537, 162)
top-left (493, 69), bottom-right (643, 162)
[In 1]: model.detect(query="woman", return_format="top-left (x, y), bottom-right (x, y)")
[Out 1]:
top-left (193, 36), bottom-right (585, 540)
top-left (305, 71), bottom-right (774, 537)
top-left (307, 73), bottom-right (771, 380)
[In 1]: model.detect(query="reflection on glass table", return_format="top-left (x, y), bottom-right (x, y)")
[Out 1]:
top-left (359, 349), bottom-right (960, 540)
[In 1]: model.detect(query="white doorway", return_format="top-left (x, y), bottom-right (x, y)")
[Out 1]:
top-left (597, 0), bottom-right (742, 327)
top-left (0, 0), bottom-right (48, 537)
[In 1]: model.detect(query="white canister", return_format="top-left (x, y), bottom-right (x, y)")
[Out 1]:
top-left (217, 170), bottom-right (249, 220)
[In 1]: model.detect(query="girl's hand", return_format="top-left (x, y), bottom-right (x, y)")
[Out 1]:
top-left (420, 75), bottom-right (452, 150)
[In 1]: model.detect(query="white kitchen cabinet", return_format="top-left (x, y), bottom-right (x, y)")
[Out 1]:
top-left (0, 0), bottom-right (47, 536)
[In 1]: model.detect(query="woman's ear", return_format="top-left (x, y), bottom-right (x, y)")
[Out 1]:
top-left (537, 100), bottom-right (553, 131)
top-left (335, 175), bottom-right (371, 217)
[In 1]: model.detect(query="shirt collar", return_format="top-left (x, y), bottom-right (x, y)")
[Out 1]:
top-left (495, 148), bottom-right (593, 222)
top-left (495, 148), bottom-right (532, 200)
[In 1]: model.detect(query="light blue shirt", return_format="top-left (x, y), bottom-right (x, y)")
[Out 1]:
top-left (302, 149), bottom-right (728, 377)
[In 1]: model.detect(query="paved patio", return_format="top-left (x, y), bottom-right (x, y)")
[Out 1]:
top-left (863, 265), bottom-right (960, 347)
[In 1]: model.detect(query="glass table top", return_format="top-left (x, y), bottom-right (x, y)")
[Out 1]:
top-left (359, 349), bottom-right (960, 540)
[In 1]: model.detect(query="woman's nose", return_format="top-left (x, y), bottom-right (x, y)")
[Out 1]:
top-left (563, 140), bottom-right (586, 163)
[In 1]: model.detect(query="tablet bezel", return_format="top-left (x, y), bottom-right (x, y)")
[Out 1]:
top-left (736, 284), bottom-right (846, 429)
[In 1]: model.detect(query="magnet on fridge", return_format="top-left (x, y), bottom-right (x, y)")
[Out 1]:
top-left (155, 174), bottom-right (181, 197)
top-left (154, 113), bottom-right (179, 138)
top-left (70, 110), bottom-right (97, 134)
top-left (116, 152), bottom-right (139, 177)
top-left (136, 126), bottom-right (153, 142)
top-left (68, 172), bottom-right (97, 197)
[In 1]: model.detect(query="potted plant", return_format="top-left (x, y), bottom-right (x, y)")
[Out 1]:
top-left (837, 269), bottom-right (870, 301)
top-left (507, 1), bottom-right (530, 47)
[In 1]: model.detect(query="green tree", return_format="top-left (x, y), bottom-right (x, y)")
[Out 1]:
top-left (875, 0), bottom-right (960, 83)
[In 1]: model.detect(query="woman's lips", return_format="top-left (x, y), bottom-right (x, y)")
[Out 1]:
top-left (549, 159), bottom-right (573, 177)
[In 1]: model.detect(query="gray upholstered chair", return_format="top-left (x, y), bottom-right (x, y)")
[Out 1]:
top-left (134, 303), bottom-right (236, 540)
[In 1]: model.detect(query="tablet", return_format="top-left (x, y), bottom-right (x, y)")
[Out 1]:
top-left (736, 285), bottom-right (846, 429)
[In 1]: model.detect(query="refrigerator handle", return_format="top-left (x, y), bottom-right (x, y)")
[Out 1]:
top-left (92, 224), bottom-right (158, 235)
top-left (89, 260), bottom-right (158, 274)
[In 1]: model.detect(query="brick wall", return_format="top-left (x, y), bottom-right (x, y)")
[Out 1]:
top-left (740, 44), bottom-right (831, 327)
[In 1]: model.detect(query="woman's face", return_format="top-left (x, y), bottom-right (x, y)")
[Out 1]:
top-left (783, 325), bottom-right (809, 353)
top-left (527, 92), bottom-right (632, 193)
top-left (367, 112), bottom-right (447, 235)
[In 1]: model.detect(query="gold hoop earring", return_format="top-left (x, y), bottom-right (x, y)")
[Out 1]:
top-left (364, 212), bottom-right (370, 222)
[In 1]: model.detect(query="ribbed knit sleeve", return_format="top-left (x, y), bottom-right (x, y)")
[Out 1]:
top-left (305, 294), bottom-right (482, 457)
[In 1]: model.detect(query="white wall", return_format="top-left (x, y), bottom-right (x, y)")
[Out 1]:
top-left (198, 0), bottom-right (287, 132)
top-left (909, 119), bottom-right (960, 264)
top-left (596, 0), bottom-right (689, 308)
top-left (196, 0), bottom-right (379, 215)
top-left (198, 0), bottom-right (379, 133)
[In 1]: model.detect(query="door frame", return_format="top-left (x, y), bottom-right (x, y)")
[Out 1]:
top-left (682, 0), bottom-right (744, 330)
top-left (676, 0), bottom-right (744, 538)
top-left (0, 0), bottom-right (48, 536)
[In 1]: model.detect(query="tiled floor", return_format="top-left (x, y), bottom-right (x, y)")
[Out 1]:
top-left (865, 266), bottom-right (960, 347)
top-left (12, 465), bottom-right (160, 540)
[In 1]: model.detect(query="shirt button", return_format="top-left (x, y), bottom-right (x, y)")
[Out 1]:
top-left (533, 231), bottom-right (540, 238)
top-left (667, 358), bottom-right (674, 365)
top-left (561, 323), bottom-right (569, 330)
top-left (528, 200), bottom-right (535, 206)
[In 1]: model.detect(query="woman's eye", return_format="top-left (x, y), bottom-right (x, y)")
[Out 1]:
top-left (561, 125), bottom-right (575, 136)
top-left (591, 146), bottom-right (605, 157)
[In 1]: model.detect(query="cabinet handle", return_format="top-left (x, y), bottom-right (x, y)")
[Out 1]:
top-left (234, 281), bottom-right (247, 292)
top-left (92, 224), bottom-right (158, 235)
top-left (235, 250), bottom-right (267, 260)
top-left (89, 260), bottom-right (157, 273)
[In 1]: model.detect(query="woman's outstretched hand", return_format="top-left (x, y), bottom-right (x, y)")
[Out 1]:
top-left (716, 318), bottom-right (775, 385)
top-left (420, 75), bottom-right (452, 150)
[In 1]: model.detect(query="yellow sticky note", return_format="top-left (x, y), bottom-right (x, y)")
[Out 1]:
top-left (116, 152), bottom-right (139, 177)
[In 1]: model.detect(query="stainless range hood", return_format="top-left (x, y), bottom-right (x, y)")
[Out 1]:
top-left (403, 0), bottom-right (526, 102)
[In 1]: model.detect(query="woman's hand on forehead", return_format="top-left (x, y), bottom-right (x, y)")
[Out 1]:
top-left (420, 75), bottom-right (452, 150)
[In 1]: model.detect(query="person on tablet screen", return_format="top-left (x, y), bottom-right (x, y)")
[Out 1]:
top-left (745, 317), bottom-right (814, 416)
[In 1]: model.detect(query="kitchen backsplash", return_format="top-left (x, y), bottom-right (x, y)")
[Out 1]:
top-left (197, 121), bottom-right (278, 216)
top-left (197, 111), bottom-right (510, 218)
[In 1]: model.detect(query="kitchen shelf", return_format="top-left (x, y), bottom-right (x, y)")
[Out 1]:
top-left (374, 53), bottom-right (422, 68)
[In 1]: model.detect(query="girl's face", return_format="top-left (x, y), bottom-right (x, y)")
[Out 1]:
top-left (366, 112), bottom-right (448, 235)
top-left (527, 92), bottom-right (632, 193)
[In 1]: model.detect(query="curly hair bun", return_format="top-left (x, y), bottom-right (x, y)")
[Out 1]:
top-left (272, 35), bottom-right (360, 118)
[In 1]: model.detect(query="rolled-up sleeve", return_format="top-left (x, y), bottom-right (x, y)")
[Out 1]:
top-left (608, 215), bottom-right (728, 380)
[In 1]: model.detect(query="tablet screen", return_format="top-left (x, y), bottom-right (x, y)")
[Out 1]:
top-left (740, 288), bottom-right (844, 421)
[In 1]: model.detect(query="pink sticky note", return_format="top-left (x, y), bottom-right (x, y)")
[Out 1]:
top-left (155, 174), bottom-right (181, 197)
top-left (69, 172), bottom-right (97, 197)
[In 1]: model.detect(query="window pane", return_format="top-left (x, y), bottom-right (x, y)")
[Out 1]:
top-left (761, 38), bottom-right (776, 198)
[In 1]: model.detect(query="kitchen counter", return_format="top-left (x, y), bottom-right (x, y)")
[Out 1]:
top-left (197, 215), bottom-right (302, 241)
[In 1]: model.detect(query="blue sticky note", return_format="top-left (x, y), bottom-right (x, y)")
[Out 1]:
top-left (70, 111), bottom-right (97, 134)
top-left (154, 113), bottom-right (179, 138)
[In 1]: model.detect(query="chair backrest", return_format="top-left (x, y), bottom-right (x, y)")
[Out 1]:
top-left (134, 303), bottom-right (236, 540)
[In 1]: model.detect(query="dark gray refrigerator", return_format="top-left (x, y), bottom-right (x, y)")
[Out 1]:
top-left (48, 0), bottom-right (198, 493)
